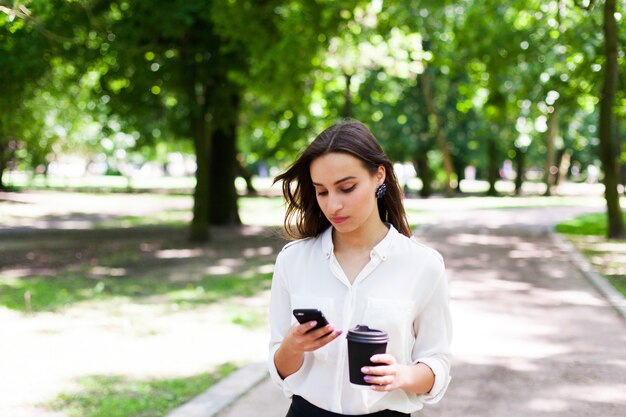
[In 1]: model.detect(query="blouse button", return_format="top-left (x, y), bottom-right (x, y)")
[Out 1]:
top-left (325, 252), bottom-right (330, 258)
top-left (381, 255), bottom-right (387, 261)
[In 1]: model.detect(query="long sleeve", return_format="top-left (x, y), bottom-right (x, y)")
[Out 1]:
top-left (410, 262), bottom-right (453, 404)
top-left (267, 249), bottom-right (314, 396)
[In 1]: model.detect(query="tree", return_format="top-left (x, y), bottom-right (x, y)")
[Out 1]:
top-left (597, 0), bottom-right (625, 238)
top-left (0, 1), bottom-right (61, 189)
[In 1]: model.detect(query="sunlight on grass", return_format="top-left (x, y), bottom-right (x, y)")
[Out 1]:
top-left (0, 271), bottom-right (274, 313)
top-left (227, 304), bottom-right (268, 329)
top-left (167, 273), bottom-right (273, 307)
top-left (555, 213), bottom-right (618, 236)
top-left (7, 173), bottom-right (196, 192)
top-left (51, 363), bottom-right (237, 417)
top-left (557, 213), bottom-right (626, 298)
top-left (94, 210), bottom-right (191, 228)
top-left (0, 274), bottom-right (97, 312)
top-left (239, 196), bottom-right (285, 226)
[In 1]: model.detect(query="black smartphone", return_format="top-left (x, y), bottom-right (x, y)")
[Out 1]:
top-left (293, 308), bottom-right (329, 333)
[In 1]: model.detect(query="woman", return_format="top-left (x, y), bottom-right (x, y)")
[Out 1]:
top-left (268, 120), bottom-right (452, 416)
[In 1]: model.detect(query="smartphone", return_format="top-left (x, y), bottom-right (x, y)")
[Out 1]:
top-left (293, 308), bottom-right (330, 333)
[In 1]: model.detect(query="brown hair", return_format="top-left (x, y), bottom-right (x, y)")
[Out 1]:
top-left (273, 119), bottom-right (411, 239)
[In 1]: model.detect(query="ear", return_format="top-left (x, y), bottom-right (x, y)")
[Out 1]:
top-left (376, 165), bottom-right (386, 186)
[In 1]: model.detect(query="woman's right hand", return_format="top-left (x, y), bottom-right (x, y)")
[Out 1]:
top-left (284, 321), bottom-right (343, 353)
top-left (274, 321), bottom-right (342, 379)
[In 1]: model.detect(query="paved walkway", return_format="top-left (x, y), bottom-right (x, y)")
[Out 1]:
top-left (212, 209), bottom-right (626, 417)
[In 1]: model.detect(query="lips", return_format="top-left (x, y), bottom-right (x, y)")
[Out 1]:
top-left (330, 216), bottom-right (348, 224)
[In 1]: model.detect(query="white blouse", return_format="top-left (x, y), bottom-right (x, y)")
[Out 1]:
top-left (268, 225), bottom-right (452, 415)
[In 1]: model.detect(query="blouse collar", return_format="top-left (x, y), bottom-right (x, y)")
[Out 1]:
top-left (321, 223), bottom-right (398, 261)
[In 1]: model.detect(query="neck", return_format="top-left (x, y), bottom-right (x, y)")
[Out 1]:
top-left (333, 219), bottom-right (389, 252)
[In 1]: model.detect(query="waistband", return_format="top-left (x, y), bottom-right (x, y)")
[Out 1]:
top-left (290, 395), bottom-right (409, 417)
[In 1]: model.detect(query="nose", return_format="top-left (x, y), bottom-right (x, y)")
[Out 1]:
top-left (326, 192), bottom-right (343, 214)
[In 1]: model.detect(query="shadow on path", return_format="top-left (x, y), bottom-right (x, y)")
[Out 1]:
top-left (417, 226), bottom-right (626, 417)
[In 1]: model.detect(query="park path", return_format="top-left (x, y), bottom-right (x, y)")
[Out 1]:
top-left (216, 207), bottom-right (626, 417)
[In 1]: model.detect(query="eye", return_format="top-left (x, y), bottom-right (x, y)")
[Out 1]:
top-left (316, 190), bottom-right (328, 196)
top-left (341, 184), bottom-right (356, 193)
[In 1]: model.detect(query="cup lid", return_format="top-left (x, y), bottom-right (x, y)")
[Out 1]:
top-left (346, 325), bottom-right (388, 343)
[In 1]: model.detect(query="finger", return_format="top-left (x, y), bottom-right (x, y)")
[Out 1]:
top-left (303, 329), bottom-right (341, 352)
top-left (370, 354), bottom-right (395, 365)
top-left (311, 328), bottom-right (343, 348)
top-left (308, 324), bottom-right (332, 338)
top-left (295, 321), bottom-right (319, 335)
top-left (361, 364), bottom-right (392, 376)
top-left (310, 324), bottom-right (341, 340)
top-left (364, 375), bottom-right (393, 390)
top-left (370, 381), bottom-right (392, 392)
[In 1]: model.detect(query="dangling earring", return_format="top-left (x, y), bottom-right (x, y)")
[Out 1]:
top-left (375, 183), bottom-right (387, 199)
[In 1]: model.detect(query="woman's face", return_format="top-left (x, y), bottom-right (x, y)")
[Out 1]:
top-left (310, 152), bottom-right (385, 234)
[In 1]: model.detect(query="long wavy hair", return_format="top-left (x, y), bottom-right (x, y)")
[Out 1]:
top-left (274, 119), bottom-right (411, 239)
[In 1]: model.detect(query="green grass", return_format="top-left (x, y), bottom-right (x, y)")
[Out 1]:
top-left (608, 276), bottom-right (626, 296)
top-left (94, 210), bottom-right (191, 228)
top-left (51, 363), bottom-right (237, 417)
top-left (555, 212), bottom-right (626, 236)
top-left (0, 271), bottom-right (273, 312)
top-left (5, 173), bottom-right (196, 193)
top-left (557, 213), bottom-right (626, 298)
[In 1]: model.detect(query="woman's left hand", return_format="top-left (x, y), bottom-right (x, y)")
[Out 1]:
top-left (361, 354), bottom-right (406, 392)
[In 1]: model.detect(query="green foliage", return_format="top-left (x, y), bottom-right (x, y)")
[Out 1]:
top-left (2, 0), bottom-right (625, 203)
top-left (52, 363), bottom-right (237, 417)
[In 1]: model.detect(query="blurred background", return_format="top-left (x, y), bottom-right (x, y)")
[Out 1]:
top-left (1, 1), bottom-right (624, 416)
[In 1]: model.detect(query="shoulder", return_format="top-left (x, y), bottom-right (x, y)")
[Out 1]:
top-left (409, 235), bottom-right (444, 265)
top-left (280, 237), bottom-right (315, 252)
top-left (274, 236), bottom-right (322, 275)
top-left (276, 236), bottom-right (319, 261)
top-left (392, 233), bottom-right (444, 269)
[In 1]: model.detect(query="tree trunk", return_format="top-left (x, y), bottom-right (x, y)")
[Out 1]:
top-left (616, 117), bottom-right (625, 195)
top-left (0, 137), bottom-right (17, 191)
top-left (0, 141), bottom-right (6, 191)
top-left (486, 135), bottom-right (499, 196)
top-left (420, 69), bottom-right (454, 195)
top-left (514, 146), bottom-right (526, 196)
top-left (237, 155), bottom-right (256, 194)
top-left (1, 115), bottom-right (10, 190)
top-left (543, 106), bottom-right (558, 196)
top-left (599, 0), bottom-right (625, 239)
top-left (189, 84), bottom-right (211, 242)
top-left (452, 155), bottom-right (465, 194)
top-left (209, 95), bottom-right (242, 226)
top-left (414, 151), bottom-right (433, 198)
top-left (344, 73), bottom-right (352, 118)
top-left (556, 149), bottom-right (571, 187)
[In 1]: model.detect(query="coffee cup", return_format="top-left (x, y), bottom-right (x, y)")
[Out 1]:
top-left (346, 325), bottom-right (388, 385)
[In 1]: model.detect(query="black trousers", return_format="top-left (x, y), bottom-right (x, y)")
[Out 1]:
top-left (286, 395), bottom-right (410, 417)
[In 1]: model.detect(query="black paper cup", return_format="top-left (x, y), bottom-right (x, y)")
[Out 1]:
top-left (346, 325), bottom-right (388, 385)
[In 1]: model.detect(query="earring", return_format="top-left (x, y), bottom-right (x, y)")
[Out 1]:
top-left (375, 183), bottom-right (387, 199)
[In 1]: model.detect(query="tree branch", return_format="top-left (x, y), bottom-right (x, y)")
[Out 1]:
top-left (574, 0), bottom-right (598, 11)
top-left (0, 1), bottom-right (31, 20)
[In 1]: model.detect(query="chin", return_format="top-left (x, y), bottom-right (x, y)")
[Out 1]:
top-left (332, 221), bottom-right (359, 234)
